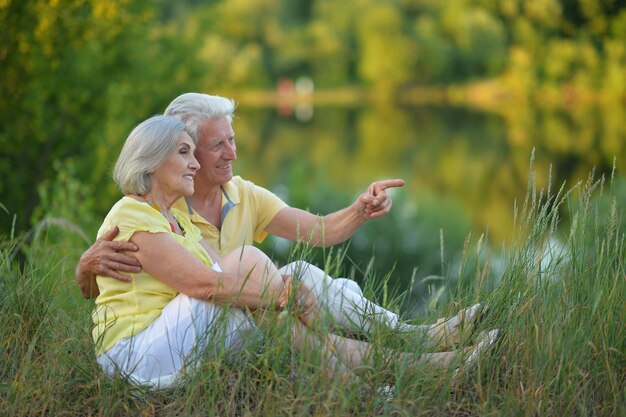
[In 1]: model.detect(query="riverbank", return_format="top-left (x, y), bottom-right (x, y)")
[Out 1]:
top-left (224, 80), bottom-right (626, 113)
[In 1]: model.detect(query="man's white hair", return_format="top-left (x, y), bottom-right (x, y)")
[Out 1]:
top-left (164, 93), bottom-right (236, 142)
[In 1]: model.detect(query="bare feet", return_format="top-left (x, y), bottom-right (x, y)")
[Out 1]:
top-left (428, 303), bottom-right (483, 349)
top-left (452, 329), bottom-right (500, 381)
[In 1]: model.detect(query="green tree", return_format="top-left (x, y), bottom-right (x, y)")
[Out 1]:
top-left (413, 15), bottom-right (454, 83)
top-left (356, 2), bottom-right (417, 93)
top-left (0, 0), bottom-right (154, 234)
top-left (440, 3), bottom-right (508, 78)
top-left (306, 0), bottom-right (358, 86)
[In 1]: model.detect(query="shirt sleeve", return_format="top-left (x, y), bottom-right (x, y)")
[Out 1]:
top-left (242, 179), bottom-right (288, 242)
top-left (97, 198), bottom-right (171, 243)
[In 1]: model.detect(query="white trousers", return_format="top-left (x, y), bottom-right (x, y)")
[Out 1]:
top-left (279, 261), bottom-right (406, 333)
top-left (97, 261), bottom-right (408, 388)
top-left (96, 264), bottom-right (258, 389)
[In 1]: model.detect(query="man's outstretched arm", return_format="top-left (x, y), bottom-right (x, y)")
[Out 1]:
top-left (75, 226), bottom-right (141, 299)
top-left (265, 179), bottom-right (405, 247)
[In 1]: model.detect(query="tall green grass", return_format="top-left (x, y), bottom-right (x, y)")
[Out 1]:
top-left (1, 168), bottom-right (625, 416)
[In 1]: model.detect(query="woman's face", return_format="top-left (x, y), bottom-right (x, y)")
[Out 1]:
top-left (150, 132), bottom-right (200, 199)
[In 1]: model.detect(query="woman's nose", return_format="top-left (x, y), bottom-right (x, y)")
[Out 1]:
top-left (224, 141), bottom-right (237, 160)
top-left (191, 155), bottom-right (200, 169)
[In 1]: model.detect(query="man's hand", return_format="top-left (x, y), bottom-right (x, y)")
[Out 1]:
top-left (79, 226), bottom-right (141, 280)
top-left (357, 179), bottom-right (405, 219)
top-left (75, 226), bottom-right (141, 299)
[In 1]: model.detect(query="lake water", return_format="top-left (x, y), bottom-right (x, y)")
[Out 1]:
top-left (222, 102), bottom-right (625, 298)
top-left (234, 103), bottom-right (622, 238)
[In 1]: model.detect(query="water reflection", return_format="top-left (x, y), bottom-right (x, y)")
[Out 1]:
top-left (216, 102), bottom-right (623, 303)
top-left (234, 103), bottom-right (624, 246)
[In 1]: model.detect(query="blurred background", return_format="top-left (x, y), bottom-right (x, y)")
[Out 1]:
top-left (1, 0), bottom-right (625, 304)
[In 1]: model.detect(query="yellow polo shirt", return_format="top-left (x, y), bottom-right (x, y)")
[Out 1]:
top-left (92, 197), bottom-right (214, 355)
top-left (172, 176), bottom-right (287, 256)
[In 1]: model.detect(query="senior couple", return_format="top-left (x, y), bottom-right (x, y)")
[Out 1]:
top-left (79, 92), bottom-right (497, 388)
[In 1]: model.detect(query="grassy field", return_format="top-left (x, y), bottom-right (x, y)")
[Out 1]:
top-left (1, 168), bottom-right (625, 417)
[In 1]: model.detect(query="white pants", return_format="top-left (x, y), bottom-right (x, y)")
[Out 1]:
top-left (97, 261), bottom-right (408, 388)
top-left (279, 261), bottom-right (406, 333)
top-left (97, 264), bottom-right (257, 389)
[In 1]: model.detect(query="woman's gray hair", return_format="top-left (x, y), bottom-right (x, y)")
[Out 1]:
top-left (113, 115), bottom-right (192, 196)
top-left (164, 92), bottom-right (236, 142)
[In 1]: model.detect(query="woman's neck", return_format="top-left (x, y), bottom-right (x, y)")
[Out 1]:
top-left (130, 191), bottom-right (186, 235)
top-left (140, 188), bottom-right (178, 213)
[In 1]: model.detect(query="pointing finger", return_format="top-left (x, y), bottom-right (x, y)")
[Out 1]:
top-left (372, 179), bottom-right (405, 196)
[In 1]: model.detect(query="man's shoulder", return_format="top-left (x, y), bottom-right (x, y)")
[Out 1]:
top-left (226, 176), bottom-right (269, 196)
top-left (230, 175), bottom-right (261, 188)
top-left (225, 176), bottom-right (286, 210)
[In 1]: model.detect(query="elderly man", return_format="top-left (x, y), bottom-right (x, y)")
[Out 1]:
top-left (76, 93), bottom-right (479, 345)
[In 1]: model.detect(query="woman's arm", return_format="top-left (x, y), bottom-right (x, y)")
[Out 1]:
top-left (130, 231), bottom-right (285, 310)
top-left (199, 239), bottom-right (222, 263)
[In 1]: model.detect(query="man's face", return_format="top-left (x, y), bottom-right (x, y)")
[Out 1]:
top-left (194, 117), bottom-right (237, 189)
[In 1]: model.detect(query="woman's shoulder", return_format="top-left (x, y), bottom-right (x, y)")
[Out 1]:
top-left (98, 196), bottom-right (168, 240)
top-left (109, 195), bottom-right (143, 210)
top-left (106, 196), bottom-right (156, 219)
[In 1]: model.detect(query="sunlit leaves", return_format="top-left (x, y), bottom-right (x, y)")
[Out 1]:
top-left (522, 0), bottom-right (562, 28)
top-left (443, 5), bottom-right (508, 77)
top-left (0, 0), bottom-right (153, 233)
top-left (413, 16), bottom-right (454, 82)
top-left (356, 3), bottom-right (417, 90)
top-left (214, 0), bottom-right (280, 40)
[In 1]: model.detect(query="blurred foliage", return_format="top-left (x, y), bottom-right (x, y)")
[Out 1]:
top-left (0, 0), bottom-right (216, 235)
top-left (1, 0), bottom-right (625, 274)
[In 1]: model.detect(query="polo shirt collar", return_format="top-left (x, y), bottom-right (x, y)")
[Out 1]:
top-left (220, 184), bottom-right (237, 221)
top-left (183, 179), bottom-right (241, 223)
top-left (221, 178), bottom-right (241, 205)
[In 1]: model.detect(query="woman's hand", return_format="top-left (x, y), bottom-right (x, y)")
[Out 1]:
top-left (295, 280), bottom-right (319, 327)
top-left (279, 275), bottom-right (319, 327)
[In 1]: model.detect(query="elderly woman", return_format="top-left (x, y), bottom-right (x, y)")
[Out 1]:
top-left (93, 115), bottom-right (495, 388)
